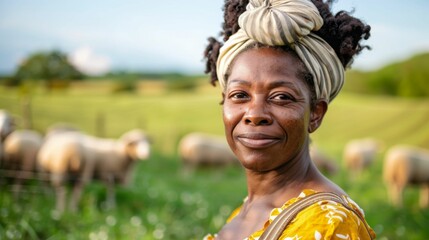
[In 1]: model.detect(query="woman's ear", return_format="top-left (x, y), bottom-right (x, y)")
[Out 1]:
top-left (308, 99), bottom-right (328, 133)
top-left (220, 92), bottom-right (226, 105)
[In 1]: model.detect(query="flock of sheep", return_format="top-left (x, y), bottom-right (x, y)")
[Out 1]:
top-left (0, 109), bottom-right (151, 213)
top-left (313, 138), bottom-right (429, 208)
top-left (1, 108), bottom-right (429, 212)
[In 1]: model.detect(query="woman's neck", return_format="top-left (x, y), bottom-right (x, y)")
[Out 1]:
top-left (244, 148), bottom-right (321, 207)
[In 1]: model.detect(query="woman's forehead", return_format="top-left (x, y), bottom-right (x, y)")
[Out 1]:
top-left (228, 48), bottom-right (303, 82)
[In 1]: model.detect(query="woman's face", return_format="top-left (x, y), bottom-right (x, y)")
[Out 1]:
top-left (223, 47), bottom-right (324, 172)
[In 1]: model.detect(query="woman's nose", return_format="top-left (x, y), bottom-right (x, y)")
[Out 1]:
top-left (243, 97), bottom-right (273, 126)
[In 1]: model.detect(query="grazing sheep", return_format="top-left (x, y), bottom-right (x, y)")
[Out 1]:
top-left (178, 132), bottom-right (239, 167)
top-left (309, 145), bottom-right (338, 175)
top-left (343, 138), bottom-right (382, 175)
top-left (383, 145), bottom-right (429, 208)
top-left (2, 130), bottom-right (43, 195)
top-left (37, 129), bottom-right (151, 213)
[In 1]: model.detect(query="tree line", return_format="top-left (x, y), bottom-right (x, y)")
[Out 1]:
top-left (344, 52), bottom-right (429, 98)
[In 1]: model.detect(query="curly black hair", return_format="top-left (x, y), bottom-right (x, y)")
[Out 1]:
top-left (203, 0), bottom-right (371, 87)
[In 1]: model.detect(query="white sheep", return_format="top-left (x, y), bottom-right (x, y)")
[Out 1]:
top-left (37, 129), bottom-right (151, 213)
top-left (178, 132), bottom-right (239, 167)
top-left (383, 145), bottom-right (429, 208)
top-left (2, 130), bottom-right (44, 195)
top-left (343, 138), bottom-right (382, 175)
top-left (309, 145), bottom-right (338, 175)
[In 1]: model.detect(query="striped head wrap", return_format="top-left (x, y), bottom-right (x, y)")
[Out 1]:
top-left (216, 0), bottom-right (345, 102)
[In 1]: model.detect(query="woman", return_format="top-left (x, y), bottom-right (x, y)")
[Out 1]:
top-left (203, 0), bottom-right (375, 239)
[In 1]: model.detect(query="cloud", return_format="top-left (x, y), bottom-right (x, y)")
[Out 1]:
top-left (68, 47), bottom-right (111, 76)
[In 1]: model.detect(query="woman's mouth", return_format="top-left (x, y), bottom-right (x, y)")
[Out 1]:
top-left (236, 133), bottom-right (281, 149)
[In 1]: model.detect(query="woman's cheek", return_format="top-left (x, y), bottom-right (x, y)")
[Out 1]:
top-left (222, 104), bottom-right (240, 147)
top-left (223, 108), bottom-right (234, 124)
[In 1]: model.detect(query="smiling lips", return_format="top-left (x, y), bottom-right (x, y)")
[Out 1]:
top-left (236, 133), bottom-right (281, 149)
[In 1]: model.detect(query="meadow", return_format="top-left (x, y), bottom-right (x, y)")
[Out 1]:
top-left (0, 80), bottom-right (429, 239)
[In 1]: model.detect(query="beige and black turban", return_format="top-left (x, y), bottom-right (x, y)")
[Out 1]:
top-left (216, 0), bottom-right (344, 102)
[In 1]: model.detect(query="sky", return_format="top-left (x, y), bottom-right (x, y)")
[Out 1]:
top-left (1, 0), bottom-right (429, 76)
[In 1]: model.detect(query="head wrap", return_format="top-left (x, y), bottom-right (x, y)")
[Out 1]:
top-left (216, 0), bottom-right (344, 102)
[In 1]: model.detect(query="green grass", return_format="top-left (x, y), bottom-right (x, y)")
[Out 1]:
top-left (0, 152), bottom-right (246, 240)
top-left (1, 84), bottom-right (429, 239)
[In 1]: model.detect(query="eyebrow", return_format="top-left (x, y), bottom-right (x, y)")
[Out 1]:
top-left (227, 79), bottom-right (251, 87)
top-left (228, 79), bottom-right (298, 89)
top-left (268, 80), bottom-right (297, 89)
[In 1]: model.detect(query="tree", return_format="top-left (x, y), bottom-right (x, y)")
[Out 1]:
top-left (14, 50), bottom-right (83, 89)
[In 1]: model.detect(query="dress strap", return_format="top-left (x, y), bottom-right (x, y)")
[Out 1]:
top-left (259, 192), bottom-right (374, 240)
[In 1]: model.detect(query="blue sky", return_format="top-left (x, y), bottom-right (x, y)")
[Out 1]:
top-left (1, 0), bottom-right (428, 75)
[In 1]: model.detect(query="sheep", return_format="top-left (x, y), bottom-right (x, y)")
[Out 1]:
top-left (2, 130), bottom-right (44, 195)
top-left (309, 145), bottom-right (338, 175)
top-left (37, 131), bottom-right (91, 212)
top-left (178, 132), bottom-right (239, 168)
top-left (343, 138), bottom-right (382, 176)
top-left (37, 129), bottom-right (151, 213)
top-left (383, 145), bottom-right (429, 208)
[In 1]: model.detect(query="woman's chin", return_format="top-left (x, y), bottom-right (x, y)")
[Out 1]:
top-left (239, 155), bottom-right (276, 172)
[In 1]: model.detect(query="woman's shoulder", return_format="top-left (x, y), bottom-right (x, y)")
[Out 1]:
top-left (204, 189), bottom-right (375, 240)
top-left (278, 189), bottom-right (375, 239)
top-left (288, 189), bottom-right (365, 216)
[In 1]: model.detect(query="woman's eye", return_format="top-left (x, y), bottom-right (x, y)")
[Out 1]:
top-left (231, 92), bottom-right (248, 99)
top-left (271, 94), bottom-right (293, 101)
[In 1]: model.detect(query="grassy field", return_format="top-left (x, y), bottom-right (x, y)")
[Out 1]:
top-left (0, 82), bottom-right (429, 239)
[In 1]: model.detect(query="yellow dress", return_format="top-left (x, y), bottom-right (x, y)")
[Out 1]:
top-left (204, 189), bottom-right (376, 240)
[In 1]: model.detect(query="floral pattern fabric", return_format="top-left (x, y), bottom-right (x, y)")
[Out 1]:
top-left (204, 189), bottom-right (375, 240)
